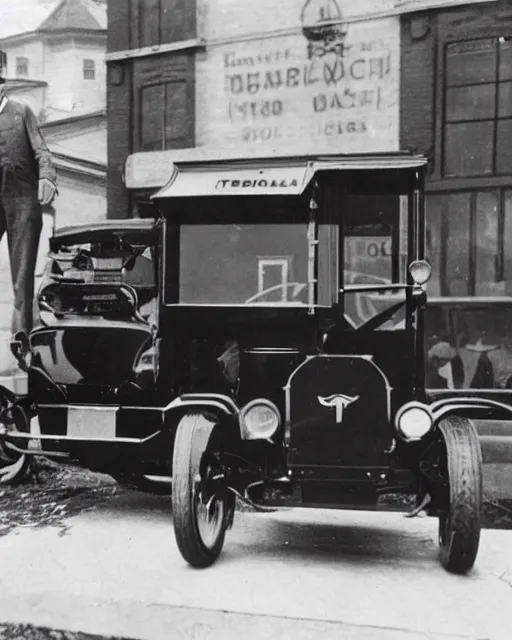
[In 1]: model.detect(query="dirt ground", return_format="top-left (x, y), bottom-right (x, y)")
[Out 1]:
top-left (0, 624), bottom-right (133, 640)
top-left (0, 459), bottom-right (124, 538)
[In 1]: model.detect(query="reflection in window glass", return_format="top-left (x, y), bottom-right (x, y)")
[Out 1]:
top-left (343, 194), bottom-right (403, 286)
top-left (428, 190), bottom-right (512, 299)
top-left (445, 193), bottom-right (471, 296)
top-left (445, 84), bottom-right (495, 121)
top-left (446, 39), bottom-right (496, 85)
top-left (499, 82), bottom-right (512, 118)
top-left (444, 122), bottom-right (494, 177)
top-left (426, 304), bottom-right (512, 390)
top-left (475, 191), bottom-right (499, 295)
top-left (499, 37), bottom-right (512, 81)
top-left (497, 119), bottom-right (512, 174)
top-left (455, 308), bottom-right (512, 389)
top-left (426, 195), bottom-right (443, 297)
top-left (179, 224), bottom-right (309, 305)
top-left (504, 191), bottom-right (512, 295)
top-left (344, 230), bottom-right (392, 286)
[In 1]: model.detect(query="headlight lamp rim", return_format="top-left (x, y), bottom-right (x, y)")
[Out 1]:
top-left (239, 398), bottom-right (281, 441)
top-left (394, 401), bottom-right (434, 442)
top-left (408, 259), bottom-right (432, 286)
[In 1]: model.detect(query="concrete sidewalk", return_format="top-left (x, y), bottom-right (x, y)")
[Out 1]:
top-left (0, 495), bottom-right (511, 639)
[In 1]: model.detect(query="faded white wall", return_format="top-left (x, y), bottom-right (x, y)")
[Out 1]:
top-left (70, 38), bottom-right (106, 112)
top-left (196, 0), bottom-right (400, 154)
top-left (53, 172), bottom-right (106, 229)
top-left (2, 38), bottom-right (45, 79)
top-left (43, 36), bottom-right (105, 114)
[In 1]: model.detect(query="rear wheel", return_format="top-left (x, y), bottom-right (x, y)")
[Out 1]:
top-left (437, 415), bottom-right (482, 575)
top-left (172, 413), bottom-right (228, 568)
top-left (0, 442), bottom-right (30, 485)
top-left (0, 405), bottom-right (31, 485)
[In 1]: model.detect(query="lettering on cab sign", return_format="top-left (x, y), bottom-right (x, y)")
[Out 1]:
top-left (215, 178), bottom-right (300, 190)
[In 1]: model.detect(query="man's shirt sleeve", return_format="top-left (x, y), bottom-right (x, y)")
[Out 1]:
top-left (23, 104), bottom-right (57, 185)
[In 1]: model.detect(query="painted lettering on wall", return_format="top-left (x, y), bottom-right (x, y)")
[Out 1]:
top-left (215, 178), bottom-right (300, 190)
top-left (197, 0), bottom-right (399, 153)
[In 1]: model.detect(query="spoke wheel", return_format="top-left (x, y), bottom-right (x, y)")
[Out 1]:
top-left (172, 413), bottom-right (228, 568)
top-left (0, 405), bottom-right (31, 485)
top-left (437, 415), bottom-right (482, 575)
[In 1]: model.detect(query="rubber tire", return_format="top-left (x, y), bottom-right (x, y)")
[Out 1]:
top-left (0, 405), bottom-right (32, 485)
top-left (172, 413), bottom-right (227, 568)
top-left (438, 415), bottom-right (482, 575)
top-left (0, 446), bottom-right (30, 485)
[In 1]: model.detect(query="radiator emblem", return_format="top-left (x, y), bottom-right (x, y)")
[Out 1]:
top-left (317, 394), bottom-right (359, 424)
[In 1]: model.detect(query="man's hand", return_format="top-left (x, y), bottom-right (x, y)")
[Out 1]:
top-left (38, 178), bottom-right (56, 206)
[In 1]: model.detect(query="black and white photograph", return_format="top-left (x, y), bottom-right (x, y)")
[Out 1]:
top-left (0, 0), bottom-right (511, 638)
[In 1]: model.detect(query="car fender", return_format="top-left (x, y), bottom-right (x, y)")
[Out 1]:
top-left (429, 396), bottom-right (512, 425)
top-left (162, 393), bottom-right (240, 428)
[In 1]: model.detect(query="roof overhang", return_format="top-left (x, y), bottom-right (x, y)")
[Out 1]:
top-left (124, 149), bottom-right (428, 195)
top-left (148, 153), bottom-right (427, 200)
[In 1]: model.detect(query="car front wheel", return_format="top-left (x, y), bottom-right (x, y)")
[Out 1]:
top-left (437, 415), bottom-right (482, 575)
top-left (172, 413), bottom-right (228, 568)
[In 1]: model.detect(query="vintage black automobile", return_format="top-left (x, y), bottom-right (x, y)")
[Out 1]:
top-left (146, 150), bottom-right (512, 575)
top-left (1, 152), bottom-right (509, 575)
top-left (0, 218), bottom-right (175, 494)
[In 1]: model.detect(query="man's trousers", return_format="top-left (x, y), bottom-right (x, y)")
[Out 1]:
top-left (0, 188), bottom-right (42, 335)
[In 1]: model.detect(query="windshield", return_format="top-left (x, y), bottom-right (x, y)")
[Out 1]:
top-left (179, 222), bottom-right (337, 306)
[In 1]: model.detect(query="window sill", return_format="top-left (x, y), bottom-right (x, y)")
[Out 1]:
top-left (426, 175), bottom-right (512, 192)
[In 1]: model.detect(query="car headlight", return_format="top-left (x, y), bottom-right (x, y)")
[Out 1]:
top-left (408, 260), bottom-right (432, 286)
top-left (239, 399), bottom-right (281, 441)
top-left (395, 402), bottom-right (433, 441)
top-left (133, 339), bottom-right (158, 387)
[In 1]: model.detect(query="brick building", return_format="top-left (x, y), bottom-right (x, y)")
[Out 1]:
top-left (401, 0), bottom-right (511, 299)
top-left (107, 0), bottom-right (403, 218)
top-left (107, 0), bottom-right (511, 307)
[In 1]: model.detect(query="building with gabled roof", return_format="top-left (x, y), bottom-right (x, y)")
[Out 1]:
top-left (0, 0), bottom-right (106, 119)
top-left (0, 0), bottom-right (108, 337)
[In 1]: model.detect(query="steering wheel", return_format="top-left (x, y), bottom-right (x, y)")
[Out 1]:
top-left (245, 282), bottom-right (307, 304)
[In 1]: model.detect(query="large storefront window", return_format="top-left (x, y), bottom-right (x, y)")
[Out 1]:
top-left (427, 189), bottom-right (511, 297)
top-left (444, 37), bottom-right (512, 177)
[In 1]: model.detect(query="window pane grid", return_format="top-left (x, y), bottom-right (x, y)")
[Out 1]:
top-left (428, 190), bottom-right (511, 297)
top-left (443, 36), bottom-right (512, 177)
top-left (83, 59), bottom-right (95, 80)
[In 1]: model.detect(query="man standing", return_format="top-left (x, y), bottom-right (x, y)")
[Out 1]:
top-left (0, 51), bottom-right (56, 338)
